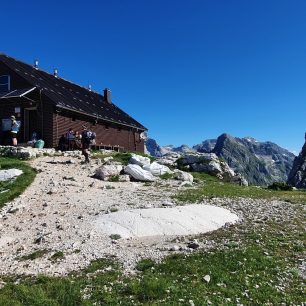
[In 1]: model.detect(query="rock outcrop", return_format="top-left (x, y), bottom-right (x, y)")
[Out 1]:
top-left (287, 136), bottom-right (306, 188)
top-left (179, 152), bottom-right (247, 185)
top-left (211, 134), bottom-right (295, 186)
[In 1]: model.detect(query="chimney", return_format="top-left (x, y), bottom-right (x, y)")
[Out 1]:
top-left (88, 84), bottom-right (92, 91)
top-left (34, 59), bottom-right (39, 69)
top-left (103, 88), bottom-right (112, 103)
top-left (54, 68), bottom-right (58, 78)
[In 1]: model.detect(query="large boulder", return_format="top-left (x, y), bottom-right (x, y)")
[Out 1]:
top-left (156, 152), bottom-right (181, 166)
top-left (143, 162), bottom-right (172, 176)
top-left (124, 164), bottom-right (156, 182)
top-left (173, 169), bottom-right (193, 183)
top-left (180, 153), bottom-right (236, 181)
top-left (94, 165), bottom-right (123, 181)
top-left (129, 154), bottom-right (151, 167)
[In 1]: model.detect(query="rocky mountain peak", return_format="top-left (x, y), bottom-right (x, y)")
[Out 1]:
top-left (287, 135), bottom-right (306, 188)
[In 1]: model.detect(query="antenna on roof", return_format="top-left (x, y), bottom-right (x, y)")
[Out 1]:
top-left (34, 59), bottom-right (39, 69)
top-left (54, 68), bottom-right (58, 78)
top-left (88, 84), bottom-right (92, 91)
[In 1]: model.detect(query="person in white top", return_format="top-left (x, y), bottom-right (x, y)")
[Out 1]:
top-left (10, 115), bottom-right (20, 146)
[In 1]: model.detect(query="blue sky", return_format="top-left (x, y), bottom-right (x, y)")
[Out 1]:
top-left (1, 0), bottom-right (305, 153)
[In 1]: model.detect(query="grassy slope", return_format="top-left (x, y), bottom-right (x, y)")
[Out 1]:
top-left (0, 157), bottom-right (36, 209)
top-left (175, 172), bottom-right (306, 204)
top-left (0, 160), bottom-right (305, 305)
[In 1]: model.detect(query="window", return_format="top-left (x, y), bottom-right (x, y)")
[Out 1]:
top-left (0, 75), bottom-right (10, 93)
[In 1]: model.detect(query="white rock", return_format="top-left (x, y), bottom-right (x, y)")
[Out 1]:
top-left (124, 164), bottom-right (155, 182)
top-left (94, 165), bottom-right (123, 180)
top-left (173, 170), bottom-right (193, 183)
top-left (203, 274), bottom-right (211, 283)
top-left (129, 154), bottom-right (151, 167)
top-left (118, 175), bottom-right (130, 182)
top-left (0, 169), bottom-right (23, 181)
top-left (95, 204), bottom-right (239, 238)
top-left (143, 162), bottom-right (172, 176)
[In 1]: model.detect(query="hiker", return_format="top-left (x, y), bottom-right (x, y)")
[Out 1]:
top-left (74, 131), bottom-right (82, 149)
top-left (66, 128), bottom-right (75, 150)
top-left (58, 134), bottom-right (68, 151)
top-left (10, 115), bottom-right (20, 146)
top-left (81, 125), bottom-right (96, 163)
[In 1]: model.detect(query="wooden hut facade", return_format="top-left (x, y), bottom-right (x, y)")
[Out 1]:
top-left (0, 54), bottom-right (146, 152)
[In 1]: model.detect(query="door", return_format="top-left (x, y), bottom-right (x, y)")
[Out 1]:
top-left (24, 108), bottom-right (39, 142)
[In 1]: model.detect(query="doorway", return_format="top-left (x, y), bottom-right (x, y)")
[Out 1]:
top-left (24, 108), bottom-right (39, 142)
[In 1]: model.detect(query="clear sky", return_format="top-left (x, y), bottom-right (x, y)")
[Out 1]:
top-left (1, 0), bottom-right (305, 153)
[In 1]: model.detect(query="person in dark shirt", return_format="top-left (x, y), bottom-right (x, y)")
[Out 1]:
top-left (81, 125), bottom-right (93, 163)
top-left (58, 134), bottom-right (68, 151)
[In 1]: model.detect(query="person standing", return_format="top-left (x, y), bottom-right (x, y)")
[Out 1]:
top-left (10, 115), bottom-right (20, 146)
top-left (66, 128), bottom-right (75, 150)
top-left (81, 125), bottom-right (94, 163)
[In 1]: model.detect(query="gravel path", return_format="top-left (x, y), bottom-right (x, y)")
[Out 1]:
top-left (0, 156), bottom-right (303, 276)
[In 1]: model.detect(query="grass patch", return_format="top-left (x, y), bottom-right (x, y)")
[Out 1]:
top-left (18, 249), bottom-right (49, 261)
top-left (0, 157), bottom-right (36, 209)
top-left (49, 251), bottom-right (65, 262)
top-left (159, 172), bottom-right (174, 180)
top-left (135, 258), bottom-right (156, 271)
top-left (109, 234), bottom-right (121, 240)
top-left (175, 172), bottom-right (306, 204)
top-left (93, 152), bottom-right (132, 165)
top-left (93, 151), bottom-right (155, 165)
top-left (108, 175), bottom-right (119, 182)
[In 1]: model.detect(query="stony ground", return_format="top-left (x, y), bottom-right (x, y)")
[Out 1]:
top-left (0, 156), bottom-right (304, 278)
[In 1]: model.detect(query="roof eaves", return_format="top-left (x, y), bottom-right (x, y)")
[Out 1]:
top-left (56, 104), bottom-right (147, 131)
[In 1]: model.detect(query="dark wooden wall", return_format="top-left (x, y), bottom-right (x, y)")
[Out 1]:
top-left (52, 111), bottom-right (144, 152)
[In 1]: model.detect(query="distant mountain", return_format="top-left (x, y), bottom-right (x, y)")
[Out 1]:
top-left (145, 139), bottom-right (195, 157)
top-left (193, 139), bottom-right (217, 153)
top-left (146, 134), bottom-right (295, 186)
top-left (172, 144), bottom-right (196, 154)
top-left (211, 133), bottom-right (295, 185)
top-left (287, 136), bottom-right (306, 188)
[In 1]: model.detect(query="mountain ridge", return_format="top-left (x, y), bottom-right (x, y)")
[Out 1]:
top-left (145, 133), bottom-right (295, 185)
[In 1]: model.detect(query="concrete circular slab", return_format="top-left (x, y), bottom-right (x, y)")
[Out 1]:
top-left (94, 204), bottom-right (239, 238)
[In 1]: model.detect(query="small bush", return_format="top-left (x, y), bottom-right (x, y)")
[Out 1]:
top-left (109, 234), bottom-right (121, 240)
top-left (268, 182), bottom-right (293, 191)
top-left (49, 251), bottom-right (65, 262)
top-left (108, 175), bottom-right (119, 182)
